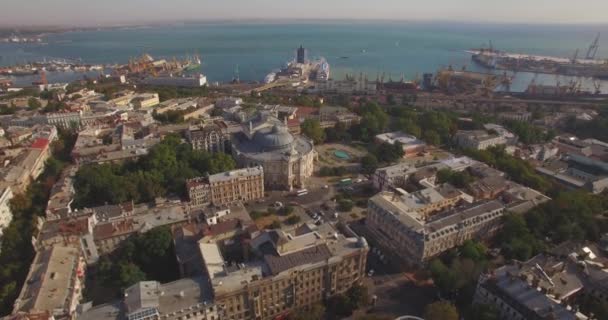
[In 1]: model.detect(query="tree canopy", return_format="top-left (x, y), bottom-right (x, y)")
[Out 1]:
top-left (350, 102), bottom-right (389, 142)
top-left (97, 226), bottom-right (178, 292)
top-left (301, 119), bottom-right (326, 144)
top-left (361, 154), bottom-right (379, 174)
top-left (74, 135), bottom-right (235, 207)
top-left (424, 301), bottom-right (459, 320)
top-left (463, 146), bottom-right (551, 192)
top-left (436, 168), bottom-right (473, 188)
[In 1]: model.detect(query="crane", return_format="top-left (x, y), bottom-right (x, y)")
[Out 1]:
top-left (571, 48), bottom-right (579, 64)
top-left (586, 33), bottom-right (600, 60)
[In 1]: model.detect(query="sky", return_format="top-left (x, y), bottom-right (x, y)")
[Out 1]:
top-left (1, 0), bottom-right (608, 27)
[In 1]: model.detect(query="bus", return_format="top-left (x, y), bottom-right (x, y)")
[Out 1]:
top-left (296, 189), bottom-right (309, 197)
top-left (339, 178), bottom-right (352, 187)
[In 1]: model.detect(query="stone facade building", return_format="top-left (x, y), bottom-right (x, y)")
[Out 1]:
top-left (231, 113), bottom-right (315, 191)
top-left (187, 167), bottom-right (265, 207)
top-left (367, 191), bottom-right (506, 264)
top-left (187, 123), bottom-right (226, 154)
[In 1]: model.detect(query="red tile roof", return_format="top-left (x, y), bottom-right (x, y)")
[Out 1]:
top-left (296, 107), bottom-right (318, 119)
top-left (31, 138), bottom-right (50, 150)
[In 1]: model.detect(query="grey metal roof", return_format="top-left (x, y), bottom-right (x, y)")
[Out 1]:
top-left (264, 244), bottom-right (332, 275)
top-left (252, 125), bottom-right (294, 151)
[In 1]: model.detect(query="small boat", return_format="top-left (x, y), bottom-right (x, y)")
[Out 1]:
top-left (339, 56), bottom-right (349, 59)
top-left (264, 72), bottom-right (276, 84)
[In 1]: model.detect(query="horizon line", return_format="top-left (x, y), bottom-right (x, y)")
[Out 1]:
top-left (2, 17), bottom-right (608, 30)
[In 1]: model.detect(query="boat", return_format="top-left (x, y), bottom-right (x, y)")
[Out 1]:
top-left (339, 56), bottom-right (349, 59)
top-left (264, 72), bottom-right (276, 84)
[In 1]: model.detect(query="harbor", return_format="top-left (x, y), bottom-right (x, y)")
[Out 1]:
top-left (469, 34), bottom-right (608, 79)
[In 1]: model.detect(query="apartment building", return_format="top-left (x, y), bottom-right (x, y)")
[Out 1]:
top-left (187, 123), bottom-right (226, 153)
top-left (454, 130), bottom-right (507, 150)
top-left (80, 223), bottom-right (368, 320)
top-left (367, 190), bottom-right (506, 264)
top-left (204, 224), bottom-right (369, 320)
top-left (131, 93), bottom-right (159, 109)
top-left (12, 245), bottom-right (86, 320)
top-left (187, 167), bottom-right (265, 207)
top-left (0, 187), bottom-right (13, 237)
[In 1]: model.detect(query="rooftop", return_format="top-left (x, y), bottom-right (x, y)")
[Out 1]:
top-left (208, 166), bottom-right (263, 184)
top-left (375, 131), bottom-right (425, 147)
top-left (14, 246), bottom-right (83, 315)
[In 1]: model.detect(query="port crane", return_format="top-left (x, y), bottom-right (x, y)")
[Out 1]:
top-left (593, 80), bottom-right (602, 94)
top-left (571, 49), bottom-right (579, 63)
top-left (586, 33), bottom-right (600, 60)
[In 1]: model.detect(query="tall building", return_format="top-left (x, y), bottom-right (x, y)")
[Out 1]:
top-left (187, 123), bottom-right (226, 154)
top-left (296, 45), bottom-right (306, 64)
top-left (187, 167), bottom-right (265, 207)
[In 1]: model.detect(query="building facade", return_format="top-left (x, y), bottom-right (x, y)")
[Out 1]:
top-left (80, 225), bottom-right (369, 320)
top-left (454, 130), bottom-right (508, 150)
top-left (0, 187), bottom-right (13, 237)
top-left (367, 191), bottom-right (506, 264)
top-left (131, 93), bottom-right (159, 109)
top-left (187, 124), bottom-right (226, 153)
top-left (187, 167), bottom-right (265, 207)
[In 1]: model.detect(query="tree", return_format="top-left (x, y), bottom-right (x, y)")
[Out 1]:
top-left (346, 284), bottom-right (369, 307)
top-left (424, 301), bottom-right (459, 320)
top-left (289, 303), bottom-right (325, 320)
top-left (326, 122), bottom-right (351, 143)
top-left (373, 142), bottom-right (404, 163)
top-left (338, 199), bottom-right (354, 212)
top-left (423, 130), bottom-right (441, 146)
top-left (301, 119), bottom-right (326, 144)
top-left (460, 240), bottom-right (487, 262)
top-left (327, 294), bottom-right (355, 317)
top-left (73, 135), bottom-right (236, 207)
top-left (27, 97), bottom-right (41, 110)
top-left (117, 262), bottom-right (146, 288)
top-left (279, 206), bottom-right (295, 216)
top-left (286, 215), bottom-right (302, 225)
top-left (351, 102), bottom-right (389, 142)
top-left (468, 304), bottom-right (500, 320)
top-left (361, 154), bottom-right (379, 174)
top-left (436, 168), bottom-right (473, 189)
